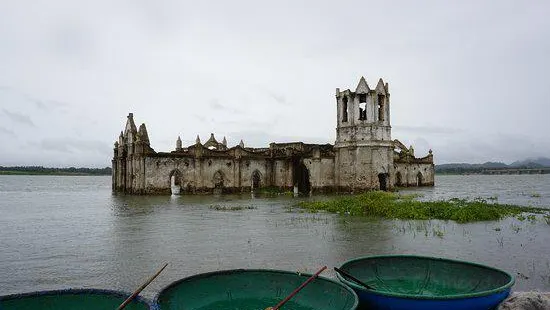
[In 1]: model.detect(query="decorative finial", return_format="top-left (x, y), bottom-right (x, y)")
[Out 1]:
top-left (176, 136), bottom-right (182, 150)
top-left (239, 139), bottom-right (244, 148)
top-left (222, 136), bottom-right (227, 146)
top-left (429, 149), bottom-right (433, 155)
top-left (196, 135), bottom-right (201, 144)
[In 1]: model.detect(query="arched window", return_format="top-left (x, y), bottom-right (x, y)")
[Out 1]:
top-left (359, 93), bottom-right (367, 120)
top-left (342, 96), bottom-right (348, 122)
top-left (396, 171), bottom-right (402, 186)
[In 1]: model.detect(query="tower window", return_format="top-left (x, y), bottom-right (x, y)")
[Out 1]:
top-left (342, 96), bottom-right (348, 122)
top-left (358, 93), bottom-right (367, 120)
top-left (378, 94), bottom-right (385, 121)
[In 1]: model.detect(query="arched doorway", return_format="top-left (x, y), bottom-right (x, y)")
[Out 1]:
top-left (251, 170), bottom-right (261, 190)
top-left (416, 172), bottom-right (423, 186)
top-left (292, 158), bottom-right (311, 195)
top-left (213, 170), bottom-right (224, 194)
top-left (169, 169), bottom-right (182, 195)
top-left (378, 173), bottom-right (388, 191)
top-left (395, 171), bottom-right (402, 187)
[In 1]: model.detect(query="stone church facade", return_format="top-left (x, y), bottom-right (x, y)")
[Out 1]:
top-left (112, 77), bottom-right (434, 195)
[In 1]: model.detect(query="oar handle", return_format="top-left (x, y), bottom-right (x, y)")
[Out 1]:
top-left (117, 263), bottom-right (169, 310)
top-left (271, 266), bottom-right (327, 310)
top-left (333, 267), bottom-right (374, 290)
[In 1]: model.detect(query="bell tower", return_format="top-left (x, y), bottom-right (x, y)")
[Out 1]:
top-left (334, 76), bottom-right (393, 191)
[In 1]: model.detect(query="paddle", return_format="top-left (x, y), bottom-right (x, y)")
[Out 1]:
top-left (265, 266), bottom-right (327, 310)
top-left (116, 262), bottom-right (169, 310)
top-left (333, 267), bottom-right (374, 290)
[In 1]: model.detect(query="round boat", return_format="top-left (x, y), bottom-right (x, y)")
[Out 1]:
top-left (336, 255), bottom-right (515, 310)
top-left (155, 269), bottom-right (359, 310)
top-left (0, 289), bottom-right (152, 310)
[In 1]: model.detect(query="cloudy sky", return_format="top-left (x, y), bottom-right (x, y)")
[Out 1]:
top-left (0, 0), bottom-right (549, 167)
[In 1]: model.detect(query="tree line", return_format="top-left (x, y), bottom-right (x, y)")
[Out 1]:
top-left (0, 166), bottom-right (112, 175)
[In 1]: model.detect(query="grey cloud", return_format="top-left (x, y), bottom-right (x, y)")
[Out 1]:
top-left (0, 86), bottom-right (66, 111)
top-left (39, 138), bottom-right (110, 154)
top-left (264, 90), bottom-right (290, 106)
top-left (393, 126), bottom-right (464, 135)
top-left (2, 109), bottom-right (35, 127)
top-left (0, 126), bottom-right (15, 136)
top-left (208, 98), bottom-right (243, 114)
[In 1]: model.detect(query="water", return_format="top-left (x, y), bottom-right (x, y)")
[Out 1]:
top-left (0, 175), bottom-right (549, 300)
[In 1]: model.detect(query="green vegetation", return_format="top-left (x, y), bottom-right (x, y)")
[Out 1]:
top-left (256, 186), bottom-right (293, 196)
top-left (209, 205), bottom-right (256, 211)
top-left (0, 166), bottom-right (112, 176)
top-left (297, 191), bottom-right (549, 223)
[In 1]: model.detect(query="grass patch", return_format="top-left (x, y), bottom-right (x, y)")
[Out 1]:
top-left (256, 186), bottom-right (293, 196)
top-left (297, 191), bottom-right (549, 223)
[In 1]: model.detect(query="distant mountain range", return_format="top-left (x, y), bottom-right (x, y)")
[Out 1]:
top-left (436, 157), bottom-right (550, 174)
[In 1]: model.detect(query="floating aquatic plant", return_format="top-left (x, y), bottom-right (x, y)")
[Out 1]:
top-left (297, 191), bottom-right (549, 223)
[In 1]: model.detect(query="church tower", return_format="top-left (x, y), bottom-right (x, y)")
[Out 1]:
top-left (334, 76), bottom-right (393, 191)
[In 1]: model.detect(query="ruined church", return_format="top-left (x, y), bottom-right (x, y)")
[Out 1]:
top-left (112, 77), bottom-right (434, 194)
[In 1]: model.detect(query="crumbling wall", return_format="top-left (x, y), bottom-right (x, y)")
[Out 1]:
top-left (394, 162), bottom-right (435, 187)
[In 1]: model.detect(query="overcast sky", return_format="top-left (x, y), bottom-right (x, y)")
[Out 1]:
top-left (0, 0), bottom-right (549, 167)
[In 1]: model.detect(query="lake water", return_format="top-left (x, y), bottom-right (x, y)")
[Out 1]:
top-left (0, 174), bottom-right (549, 299)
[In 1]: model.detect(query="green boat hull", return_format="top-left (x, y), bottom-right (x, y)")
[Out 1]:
top-left (155, 269), bottom-right (358, 310)
top-left (337, 255), bottom-right (515, 310)
top-left (0, 289), bottom-right (152, 310)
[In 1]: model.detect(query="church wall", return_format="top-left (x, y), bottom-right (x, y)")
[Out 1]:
top-left (394, 162), bottom-right (435, 187)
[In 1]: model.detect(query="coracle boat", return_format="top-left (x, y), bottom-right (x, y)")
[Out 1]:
top-left (0, 289), bottom-right (152, 310)
top-left (155, 269), bottom-right (359, 310)
top-left (336, 255), bottom-right (515, 310)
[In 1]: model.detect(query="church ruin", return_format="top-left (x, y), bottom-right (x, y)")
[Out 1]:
top-left (112, 77), bottom-right (434, 194)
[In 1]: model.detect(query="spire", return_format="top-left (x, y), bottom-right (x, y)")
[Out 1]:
top-left (196, 135), bottom-right (201, 145)
top-left (239, 139), bottom-right (244, 148)
top-left (125, 113), bottom-right (137, 134)
top-left (176, 136), bottom-right (182, 150)
top-left (355, 76), bottom-right (370, 93)
top-left (206, 133), bottom-right (218, 144)
top-left (138, 123), bottom-right (150, 145)
top-left (222, 136), bottom-right (227, 146)
top-left (375, 78), bottom-right (386, 95)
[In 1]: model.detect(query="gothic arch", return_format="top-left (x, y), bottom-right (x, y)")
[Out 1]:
top-left (213, 170), bottom-right (225, 188)
top-left (251, 170), bottom-right (262, 189)
top-left (169, 169), bottom-right (182, 186)
top-left (395, 171), bottom-right (402, 187)
top-left (292, 158), bottom-right (311, 195)
top-left (416, 171), bottom-right (423, 186)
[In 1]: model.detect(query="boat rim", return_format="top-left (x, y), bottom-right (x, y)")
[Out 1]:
top-left (0, 288), bottom-right (152, 305)
top-left (153, 268), bottom-right (359, 308)
top-left (337, 254), bottom-right (515, 300)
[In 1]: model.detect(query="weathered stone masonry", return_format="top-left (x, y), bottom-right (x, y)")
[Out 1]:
top-left (112, 77), bottom-right (434, 194)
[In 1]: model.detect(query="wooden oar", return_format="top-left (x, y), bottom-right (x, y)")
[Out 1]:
top-left (117, 262), bottom-right (168, 310)
top-left (333, 267), bottom-right (374, 290)
top-left (265, 266), bottom-right (327, 310)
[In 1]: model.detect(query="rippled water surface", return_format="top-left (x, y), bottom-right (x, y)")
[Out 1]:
top-left (0, 175), bottom-right (549, 299)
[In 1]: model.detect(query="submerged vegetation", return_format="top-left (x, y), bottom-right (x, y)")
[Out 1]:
top-left (209, 205), bottom-right (257, 211)
top-left (297, 191), bottom-right (549, 223)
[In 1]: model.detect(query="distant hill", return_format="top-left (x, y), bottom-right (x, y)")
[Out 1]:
top-left (436, 157), bottom-right (550, 174)
top-left (0, 166), bottom-right (112, 176)
top-left (510, 157), bottom-right (550, 168)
